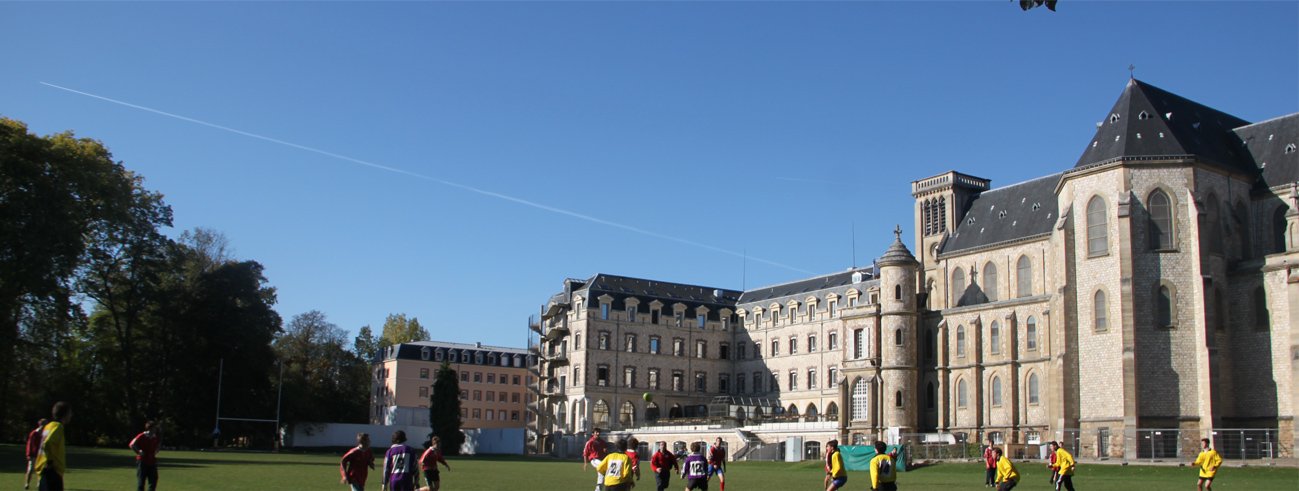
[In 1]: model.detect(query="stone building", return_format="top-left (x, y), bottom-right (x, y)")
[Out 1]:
top-left (370, 341), bottom-right (533, 430)
top-left (526, 79), bottom-right (1299, 460)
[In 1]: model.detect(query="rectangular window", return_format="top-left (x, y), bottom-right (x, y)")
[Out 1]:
top-left (698, 315), bottom-right (706, 328)
top-left (672, 372), bottom-right (683, 392)
top-left (500, 391), bottom-right (507, 402)
top-left (854, 329), bottom-right (864, 359)
top-left (487, 374), bottom-right (495, 384)
top-left (419, 386), bottom-right (430, 398)
top-left (828, 367), bottom-right (838, 388)
top-left (486, 391), bottom-right (495, 402)
top-left (649, 369), bottom-right (660, 389)
top-left (719, 374), bottom-right (729, 393)
top-left (624, 367), bottom-right (635, 388)
top-left (789, 370), bottom-right (798, 391)
top-left (460, 408), bottom-right (467, 417)
top-left (626, 334), bottom-right (636, 352)
top-left (790, 337), bottom-right (798, 354)
top-left (770, 372), bottom-right (780, 391)
top-left (420, 368), bottom-right (429, 379)
top-left (808, 335), bottom-right (817, 352)
top-left (513, 375), bottom-right (521, 385)
top-left (599, 333), bottom-right (610, 350)
top-left (772, 339), bottom-right (779, 356)
top-left (474, 373), bottom-right (482, 383)
top-left (512, 411), bottom-right (520, 421)
top-left (601, 304), bottom-right (609, 320)
top-left (737, 375), bottom-right (746, 394)
top-left (674, 339), bottom-right (684, 356)
top-left (597, 366), bottom-right (609, 386)
top-left (473, 390), bottom-right (481, 401)
top-left (628, 307), bottom-right (636, 322)
top-left (722, 317), bottom-right (729, 331)
top-left (753, 372), bottom-right (763, 393)
top-left (737, 344), bottom-right (747, 360)
top-left (829, 332), bottom-right (838, 350)
top-left (461, 372), bottom-right (469, 382)
top-left (829, 300), bottom-right (838, 318)
top-left (487, 409), bottom-right (494, 420)
top-left (754, 342), bottom-right (761, 358)
top-left (460, 390), bottom-right (468, 400)
top-left (719, 343), bottom-right (730, 360)
top-left (695, 372), bottom-right (707, 392)
top-left (650, 337), bottom-right (660, 354)
top-left (809, 368), bottom-right (817, 389)
top-left (512, 393), bottom-right (520, 403)
top-left (473, 409), bottom-right (481, 419)
top-left (652, 309), bottom-right (660, 324)
top-left (675, 312), bottom-right (683, 327)
top-left (696, 341), bottom-right (707, 358)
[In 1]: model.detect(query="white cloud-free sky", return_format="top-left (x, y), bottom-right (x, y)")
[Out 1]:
top-left (3, 1), bottom-right (1295, 348)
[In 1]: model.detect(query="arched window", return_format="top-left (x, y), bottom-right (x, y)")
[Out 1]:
top-left (852, 380), bottom-right (870, 421)
top-left (983, 262), bottom-right (998, 302)
top-left (895, 390), bottom-right (904, 408)
top-left (895, 328), bottom-right (903, 346)
top-left (620, 401), bottom-right (635, 427)
top-left (1026, 316), bottom-right (1038, 351)
top-left (806, 403), bottom-right (818, 418)
top-left (938, 197), bottom-right (947, 232)
top-left (956, 326), bottom-right (966, 357)
top-left (1156, 285), bottom-right (1174, 328)
top-left (926, 382), bottom-right (936, 409)
top-left (645, 402), bottom-right (660, 422)
top-left (989, 321), bottom-right (1000, 354)
top-left (895, 284), bottom-right (902, 300)
top-left (557, 401), bottom-right (568, 428)
top-left (991, 376), bottom-right (1003, 406)
top-left (1017, 255), bottom-right (1032, 298)
top-left (1149, 189), bottom-right (1174, 249)
top-left (1028, 374), bottom-right (1040, 404)
top-left (593, 400), bottom-right (610, 427)
top-left (1088, 196), bottom-right (1109, 256)
top-left (957, 379), bottom-right (968, 408)
top-left (1273, 205), bottom-right (1290, 254)
top-left (787, 404), bottom-right (799, 416)
top-left (923, 200), bottom-right (933, 236)
top-left (1094, 290), bottom-right (1108, 331)
top-left (952, 268), bottom-right (966, 305)
top-left (1254, 287), bottom-right (1270, 329)
top-left (1234, 202), bottom-right (1252, 260)
top-left (1205, 198), bottom-right (1222, 254)
top-left (827, 402), bottom-right (839, 421)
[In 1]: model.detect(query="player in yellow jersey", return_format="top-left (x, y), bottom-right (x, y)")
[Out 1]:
top-left (992, 447), bottom-right (1019, 491)
top-left (824, 440), bottom-right (847, 491)
top-left (868, 441), bottom-right (897, 491)
top-left (1191, 438), bottom-right (1222, 491)
top-left (1048, 442), bottom-right (1075, 491)
top-left (597, 439), bottom-right (636, 491)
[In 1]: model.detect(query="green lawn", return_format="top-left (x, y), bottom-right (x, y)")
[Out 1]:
top-left (2, 445), bottom-right (1295, 490)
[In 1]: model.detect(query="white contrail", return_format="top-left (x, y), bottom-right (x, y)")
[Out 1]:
top-left (41, 82), bottom-right (813, 275)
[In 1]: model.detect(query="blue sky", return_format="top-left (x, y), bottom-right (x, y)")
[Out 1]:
top-left (2, 2), bottom-right (1295, 349)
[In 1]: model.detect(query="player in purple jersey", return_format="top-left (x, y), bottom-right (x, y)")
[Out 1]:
top-left (382, 430), bottom-right (421, 491)
top-left (680, 442), bottom-right (711, 491)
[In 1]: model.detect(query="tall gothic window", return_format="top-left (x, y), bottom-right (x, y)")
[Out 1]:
top-left (1026, 316), bottom-right (1038, 351)
top-left (956, 326), bottom-right (966, 357)
top-left (1088, 196), bottom-right (1109, 256)
top-left (923, 199), bottom-right (932, 236)
top-left (1094, 290), bottom-right (1108, 331)
top-left (989, 320), bottom-right (1000, 354)
top-left (1156, 285), bottom-right (1174, 328)
top-left (1205, 198), bottom-right (1223, 254)
top-left (852, 380), bottom-right (870, 421)
top-left (983, 262), bottom-right (998, 302)
top-left (1273, 205), bottom-right (1290, 254)
top-left (1028, 373), bottom-right (1040, 404)
top-left (991, 376), bottom-right (1003, 406)
top-left (1234, 202), bottom-right (1252, 260)
top-left (938, 197), bottom-right (947, 232)
top-left (951, 268), bottom-right (966, 305)
top-left (1016, 255), bottom-right (1032, 298)
top-left (1149, 190), bottom-right (1174, 249)
top-left (957, 379), bottom-right (968, 408)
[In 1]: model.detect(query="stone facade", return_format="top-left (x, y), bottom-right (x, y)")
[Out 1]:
top-left (526, 80), bottom-right (1299, 459)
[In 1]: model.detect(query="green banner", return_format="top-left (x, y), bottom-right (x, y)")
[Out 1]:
top-left (839, 445), bottom-right (907, 472)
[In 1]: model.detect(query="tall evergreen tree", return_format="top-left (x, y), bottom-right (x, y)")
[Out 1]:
top-left (428, 360), bottom-right (465, 455)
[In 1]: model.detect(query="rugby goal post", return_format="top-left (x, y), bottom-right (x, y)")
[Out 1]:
top-left (213, 358), bottom-right (285, 451)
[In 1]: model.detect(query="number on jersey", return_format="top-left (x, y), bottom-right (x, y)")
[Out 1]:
top-left (605, 459), bottom-right (624, 477)
top-left (689, 461), bottom-right (707, 475)
top-left (878, 457), bottom-right (893, 478)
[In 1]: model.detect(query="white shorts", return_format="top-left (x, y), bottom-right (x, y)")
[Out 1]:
top-left (591, 460), bottom-right (605, 484)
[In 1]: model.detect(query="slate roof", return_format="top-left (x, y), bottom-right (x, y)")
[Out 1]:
top-left (1233, 114), bottom-right (1299, 190)
top-left (1074, 79), bottom-right (1253, 173)
top-left (941, 173), bottom-right (1063, 256)
top-left (579, 274), bottom-right (743, 307)
top-left (737, 267), bottom-right (877, 307)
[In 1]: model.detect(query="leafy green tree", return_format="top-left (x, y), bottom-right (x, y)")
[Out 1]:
top-left (275, 310), bottom-right (369, 424)
top-left (428, 360), bottom-right (465, 455)
top-left (354, 325), bottom-right (381, 361)
top-left (380, 313), bottom-right (429, 346)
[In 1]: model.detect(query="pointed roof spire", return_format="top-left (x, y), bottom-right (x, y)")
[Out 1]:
top-left (878, 225), bottom-right (918, 267)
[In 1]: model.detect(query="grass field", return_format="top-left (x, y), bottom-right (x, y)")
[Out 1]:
top-left (2, 445), bottom-right (1296, 490)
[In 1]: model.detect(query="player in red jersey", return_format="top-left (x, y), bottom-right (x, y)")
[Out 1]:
top-left (129, 421), bottom-right (161, 491)
top-left (340, 433), bottom-right (375, 491)
top-left (624, 437), bottom-right (641, 483)
top-left (24, 418), bottom-right (47, 490)
top-left (582, 427), bottom-right (609, 491)
top-left (707, 437), bottom-right (727, 491)
top-left (417, 436), bottom-right (451, 491)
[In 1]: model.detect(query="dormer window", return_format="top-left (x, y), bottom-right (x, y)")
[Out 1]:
top-left (1138, 111), bottom-right (1150, 120)
top-left (1109, 113), bottom-right (1121, 123)
top-left (420, 347), bottom-right (430, 360)
top-left (1286, 144), bottom-right (1296, 154)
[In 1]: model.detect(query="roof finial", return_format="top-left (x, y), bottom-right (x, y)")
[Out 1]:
top-left (1128, 64), bottom-right (1136, 80)
top-left (893, 225), bottom-right (903, 240)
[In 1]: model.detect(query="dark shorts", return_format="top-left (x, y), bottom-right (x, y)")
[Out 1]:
top-left (998, 480), bottom-right (1018, 491)
top-left (873, 482), bottom-right (897, 491)
top-left (606, 483), bottom-right (632, 491)
top-left (687, 477), bottom-right (709, 490)
top-left (830, 476), bottom-right (847, 487)
top-left (1199, 477), bottom-right (1214, 482)
top-left (424, 468), bottom-right (440, 484)
top-left (655, 470), bottom-right (672, 491)
top-left (389, 477), bottom-right (416, 491)
top-left (38, 469), bottom-right (64, 491)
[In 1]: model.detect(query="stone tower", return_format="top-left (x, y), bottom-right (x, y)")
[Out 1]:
top-left (876, 227), bottom-right (921, 435)
top-left (911, 172), bottom-right (991, 310)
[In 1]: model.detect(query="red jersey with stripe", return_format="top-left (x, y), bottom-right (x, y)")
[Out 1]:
top-left (25, 428), bottom-right (42, 460)
top-left (420, 447), bottom-right (448, 471)
top-left (340, 446), bottom-right (374, 485)
top-left (129, 432), bottom-right (161, 465)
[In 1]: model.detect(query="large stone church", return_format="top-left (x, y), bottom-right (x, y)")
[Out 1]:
top-left (526, 79), bottom-right (1298, 460)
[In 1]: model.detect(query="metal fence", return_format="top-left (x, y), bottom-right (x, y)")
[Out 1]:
top-left (901, 428), bottom-right (1292, 464)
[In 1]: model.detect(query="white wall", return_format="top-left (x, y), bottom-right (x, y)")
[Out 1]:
top-left (288, 423), bottom-right (432, 448)
top-left (461, 428), bottom-right (525, 455)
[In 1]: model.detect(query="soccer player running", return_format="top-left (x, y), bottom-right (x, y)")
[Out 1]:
top-left (706, 437), bottom-right (727, 491)
top-left (1191, 438), bottom-right (1222, 491)
top-left (382, 430), bottom-right (421, 491)
top-left (680, 441), bottom-right (710, 491)
top-left (624, 437), bottom-right (641, 483)
top-left (129, 421), bottom-right (161, 491)
top-left (1049, 442), bottom-right (1076, 491)
top-left (24, 418), bottom-right (47, 490)
top-left (34, 402), bottom-right (72, 491)
top-left (417, 436), bottom-right (451, 491)
top-left (650, 441), bottom-right (680, 491)
top-left (340, 433), bottom-right (375, 491)
top-left (597, 439), bottom-right (636, 491)
top-left (824, 440), bottom-right (847, 491)
top-left (982, 438), bottom-right (997, 488)
top-left (1046, 441), bottom-right (1058, 485)
top-left (869, 441), bottom-right (898, 491)
top-left (992, 447), bottom-right (1019, 491)
top-left (583, 427), bottom-right (610, 491)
